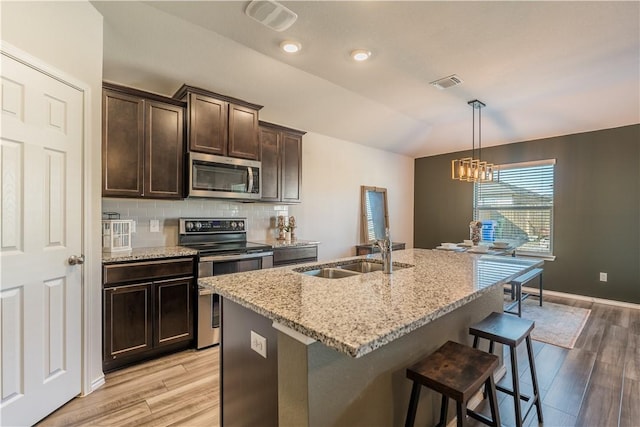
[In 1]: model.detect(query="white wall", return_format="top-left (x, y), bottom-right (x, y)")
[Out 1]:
top-left (1, 1), bottom-right (104, 393)
top-left (292, 132), bottom-right (414, 260)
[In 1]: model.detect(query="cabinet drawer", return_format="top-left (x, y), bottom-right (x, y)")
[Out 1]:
top-left (104, 258), bottom-right (194, 286)
top-left (273, 246), bottom-right (318, 266)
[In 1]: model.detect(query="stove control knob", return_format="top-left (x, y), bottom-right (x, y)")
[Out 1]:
top-left (185, 221), bottom-right (193, 230)
top-left (231, 221), bottom-right (237, 229)
top-left (195, 222), bottom-right (202, 230)
top-left (238, 221), bottom-right (245, 229)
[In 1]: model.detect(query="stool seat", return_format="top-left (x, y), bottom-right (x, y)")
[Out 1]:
top-left (407, 341), bottom-right (498, 403)
top-left (469, 312), bottom-right (543, 427)
top-left (405, 341), bottom-right (501, 427)
top-left (469, 311), bottom-right (534, 346)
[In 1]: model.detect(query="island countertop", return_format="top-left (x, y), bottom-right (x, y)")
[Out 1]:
top-left (199, 248), bottom-right (543, 357)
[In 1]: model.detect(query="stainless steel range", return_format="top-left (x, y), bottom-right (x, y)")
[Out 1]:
top-left (179, 218), bottom-right (273, 348)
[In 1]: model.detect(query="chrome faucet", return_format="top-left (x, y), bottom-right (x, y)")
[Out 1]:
top-left (375, 228), bottom-right (392, 274)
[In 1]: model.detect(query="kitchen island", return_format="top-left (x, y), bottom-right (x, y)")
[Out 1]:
top-left (200, 249), bottom-right (543, 427)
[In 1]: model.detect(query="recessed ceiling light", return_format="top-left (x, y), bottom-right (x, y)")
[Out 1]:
top-left (351, 49), bottom-right (372, 61)
top-left (280, 40), bottom-right (301, 54)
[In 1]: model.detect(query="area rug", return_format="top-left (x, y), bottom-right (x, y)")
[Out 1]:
top-left (503, 298), bottom-right (591, 349)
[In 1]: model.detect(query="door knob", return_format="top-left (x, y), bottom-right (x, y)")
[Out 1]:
top-left (68, 255), bottom-right (85, 265)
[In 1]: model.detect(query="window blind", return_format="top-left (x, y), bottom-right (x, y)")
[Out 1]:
top-left (474, 160), bottom-right (555, 256)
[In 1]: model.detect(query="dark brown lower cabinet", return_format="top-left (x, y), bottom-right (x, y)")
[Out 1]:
top-left (273, 245), bottom-right (318, 267)
top-left (155, 277), bottom-right (193, 347)
top-left (355, 242), bottom-right (406, 256)
top-left (103, 257), bottom-right (195, 372)
top-left (104, 283), bottom-right (153, 362)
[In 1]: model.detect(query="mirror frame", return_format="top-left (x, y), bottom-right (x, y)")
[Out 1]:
top-left (361, 186), bottom-right (389, 244)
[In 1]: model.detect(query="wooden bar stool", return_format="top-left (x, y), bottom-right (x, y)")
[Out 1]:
top-left (404, 340), bottom-right (501, 427)
top-left (469, 312), bottom-right (543, 427)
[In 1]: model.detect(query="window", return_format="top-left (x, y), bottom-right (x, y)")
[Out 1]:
top-left (474, 159), bottom-right (555, 257)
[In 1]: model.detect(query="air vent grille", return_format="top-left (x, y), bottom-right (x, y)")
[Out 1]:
top-left (430, 74), bottom-right (463, 90)
top-left (245, 0), bottom-right (298, 32)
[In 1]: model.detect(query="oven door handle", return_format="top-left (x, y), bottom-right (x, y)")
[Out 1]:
top-left (200, 251), bottom-right (273, 262)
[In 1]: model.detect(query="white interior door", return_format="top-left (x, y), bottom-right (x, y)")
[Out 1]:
top-left (1, 52), bottom-right (83, 426)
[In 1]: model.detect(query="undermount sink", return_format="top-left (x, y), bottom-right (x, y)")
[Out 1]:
top-left (301, 268), bottom-right (360, 279)
top-left (337, 261), bottom-right (384, 273)
top-left (295, 260), bottom-right (412, 279)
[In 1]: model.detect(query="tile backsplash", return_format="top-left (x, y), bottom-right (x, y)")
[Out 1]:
top-left (102, 198), bottom-right (294, 248)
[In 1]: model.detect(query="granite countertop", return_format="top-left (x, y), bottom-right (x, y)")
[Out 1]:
top-left (199, 248), bottom-right (543, 358)
top-left (255, 238), bottom-right (321, 248)
top-left (102, 246), bottom-right (198, 264)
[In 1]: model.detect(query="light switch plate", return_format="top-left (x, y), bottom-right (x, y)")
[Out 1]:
top-left (150, 219), bottom-right (160, 233)
top-left (251, 330), bottom-right (267, 358)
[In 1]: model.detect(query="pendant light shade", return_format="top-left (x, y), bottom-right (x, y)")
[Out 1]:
top-left (451, 100), bottom-right (494, 182)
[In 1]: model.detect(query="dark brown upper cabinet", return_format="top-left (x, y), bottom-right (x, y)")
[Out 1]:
top-left (259, 121), bottom-right (305, 203)
top-left (174, 85), bottom-right (263, 160)
top-left (102, 83), bottom-right (185, 199)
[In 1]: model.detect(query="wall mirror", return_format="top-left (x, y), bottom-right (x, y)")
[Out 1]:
top-left (361, 186), bottom-right (389, 243)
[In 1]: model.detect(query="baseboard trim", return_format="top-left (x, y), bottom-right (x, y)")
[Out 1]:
top-left (522, 287), bottom-right (640, 310)
top-left (83, 375), bottom-right (106, 396)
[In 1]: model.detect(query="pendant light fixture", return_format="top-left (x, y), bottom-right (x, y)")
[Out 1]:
top-left (451, 99), bottom-right (494, 182)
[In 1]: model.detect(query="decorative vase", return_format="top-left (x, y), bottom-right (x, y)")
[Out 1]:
top-left (277, 215), bottom-right (287, 240)
top-left (469, 221), bottom-right (482, 245)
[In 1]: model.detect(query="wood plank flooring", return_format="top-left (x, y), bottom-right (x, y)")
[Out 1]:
top-left (37, 295), bottom-right (638, 426)
top-left (36, 347), bottom-right (219, 427)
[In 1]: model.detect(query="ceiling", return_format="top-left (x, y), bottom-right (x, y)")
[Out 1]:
top-left (93, 1), bottom-right (640, 158)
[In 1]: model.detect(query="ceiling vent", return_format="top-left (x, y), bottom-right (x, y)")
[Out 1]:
top-left (430, 74), bottom-right (463, 90)
top-left (245, 1), bottom-right (298, 32)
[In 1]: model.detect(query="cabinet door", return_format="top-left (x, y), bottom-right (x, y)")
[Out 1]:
top-left (228, 103), bottom-right (260, 160)
top-left (103, 283), bottom-right (153, 363)
top-left (188, 93), bottom-right (228, 155)
top-left (281, 132), bottom-right (303, 203)
top-left (259, 126), bottom-right (281, 202)
top-left (154, 277), bottom-right (194, 348)
top-left (102, 89), bottom-right (144, 197)
top-left (145, 101), bottom-right (184, 199)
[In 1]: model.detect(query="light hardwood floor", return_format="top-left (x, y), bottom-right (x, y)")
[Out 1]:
top-left (37, 295), bottom-right (638, 427)
top-left (37, 347), bottom-right (219, 427)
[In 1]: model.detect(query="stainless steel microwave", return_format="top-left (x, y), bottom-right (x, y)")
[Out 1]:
top-left (187, 152), bottom-right (261, 200)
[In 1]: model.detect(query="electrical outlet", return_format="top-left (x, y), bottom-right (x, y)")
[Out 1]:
top-left (150, 219), bottom-right (160, 233)
top-left (599, 272), bottom-right (607, 282)
top-left (250, 330), bottom-right (267, 358)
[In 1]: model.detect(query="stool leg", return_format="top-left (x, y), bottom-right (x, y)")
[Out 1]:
top-left (509, 345), bottom-right (523, 427)
top-left (405, 381), bottom-right (421, 427)
top-left (526, 336), bottom-right (544, 423)
top-left (539, 273), bottom-right (543, 306)
top-left (486, 375), bottom-right (501, 427)
top-left (517, 282), bottom-right (522, 317)
top-left (456, 402), bottom-right (467, 427)
top-left (473, 335), bottom-right (479, 349)
top-left (436, 394), bottom-right (449, 427)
